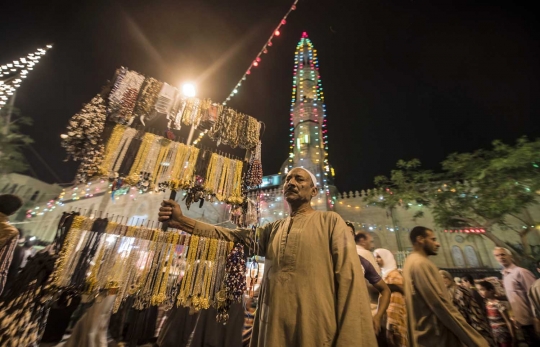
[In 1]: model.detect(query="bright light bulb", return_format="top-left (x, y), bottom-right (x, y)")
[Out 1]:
top-left (182, 83), bottom-right (196, 97)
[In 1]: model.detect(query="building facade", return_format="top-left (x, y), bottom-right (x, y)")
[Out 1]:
top-left (23, 34), bottom-right (540, 270)
top-left (0, 173), bottom-right (62, 223)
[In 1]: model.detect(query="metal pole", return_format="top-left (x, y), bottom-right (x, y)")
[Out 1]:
top-left (186, 125), bottom-right (196, 146)
top-left (3, 90), bottom-right (16, 136)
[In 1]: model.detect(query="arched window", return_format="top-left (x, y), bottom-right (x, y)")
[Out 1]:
top-left (30, 190), bottom-right (40, 201)
top-left (464, 245), bottom-right (481, 267)
top-left (1, 184), bottom-right (10, 192)
top-left (451, 246), bottom-right (466, 268)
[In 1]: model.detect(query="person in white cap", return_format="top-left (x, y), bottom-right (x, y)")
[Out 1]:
top-left (159, 167), bottom-right (376, 347)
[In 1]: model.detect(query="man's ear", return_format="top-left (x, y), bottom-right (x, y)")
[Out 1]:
top-left (311, 186), bottom-right (318, 197)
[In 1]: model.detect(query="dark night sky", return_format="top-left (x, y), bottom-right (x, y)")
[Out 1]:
top-left (1, 0), bottom-right (539, 192)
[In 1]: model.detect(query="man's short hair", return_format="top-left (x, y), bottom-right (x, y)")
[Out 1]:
top-left (354, 231), bottom-right (368, 244)
top-left (477, 280), bottom-right (495, 292)
top-left (345, 221), bottom-right (355, 233)
top-left (493, 247), bottom-right (512, 256)
top-left (462, 274), bottom-right (474, 284)
top-left (0, 194), bottom-right (23, 216)
top-left (409, 226), bottom-right (431, 244)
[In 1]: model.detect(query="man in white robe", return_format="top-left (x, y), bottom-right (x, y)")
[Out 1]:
top-left (159, 167), bottom-right (376, 347)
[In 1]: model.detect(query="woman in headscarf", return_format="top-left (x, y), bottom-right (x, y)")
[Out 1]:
top-left (374, 248), bottom-right (408, 347)
top-left (439, 270), bottom-right (496, 346)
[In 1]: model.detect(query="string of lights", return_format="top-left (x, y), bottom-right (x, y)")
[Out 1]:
top-left (287, 33), bottom-right (329, 172)
top-left (223, 0), bottom-right (299, 105)
top-left (0, 45), bottom-right (52, 110)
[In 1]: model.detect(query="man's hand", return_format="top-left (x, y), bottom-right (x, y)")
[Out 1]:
top-left (158, 200), bottom-right (184, 229)
top-left (372, 314), bottom-right (382, 334)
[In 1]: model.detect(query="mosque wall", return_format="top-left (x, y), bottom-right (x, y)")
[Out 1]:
top-left (334, 189), bottom-right (540, 269)
top-left (25, 183), bottom-right (540, 271)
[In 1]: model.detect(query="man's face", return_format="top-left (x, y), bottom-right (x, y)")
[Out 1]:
top-left (365, 234), bottom-right (374, 251)
top-left (476, 284), bottom-right (488, 299)
top-left (419, 229), bottom-right (440, 256)
top-left (439, 273), bottom-right (453, 288)
top-left (461, 278), bottom-right (470, 287)
top-left (283, 168), bottom-right (316, 204)
top-left (493, 249), bottom-right (512, 267)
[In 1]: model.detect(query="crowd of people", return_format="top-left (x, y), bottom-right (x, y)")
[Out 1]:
top-left (351, 226), bottom-right (540, 347)
top-left (2, 166), bottom-right (540, 346)
top-left (159, 167), bottom-right (540, 347)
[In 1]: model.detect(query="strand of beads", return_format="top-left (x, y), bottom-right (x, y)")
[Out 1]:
top-left (152, 232), bottom-right (179, 305)
top-left (108, 67), bottom-right (128, 116)
top-left (191, 237), bottom-right (211, 310)
top-left (177, 235), bottom-right (200, 306)
top-left (228, 160), bottom-right (244, 205)
top-left (200, 238), bottom-right (218, 309)
top-left (217, 242), bottom-right (246, 323)
top-left (150, 138), bottom-right (171, 187)
top-left (126, 133), bottom-right (156, 184)
top-left (110, 127), bottom-right (138, 174)
top-left (100, 125), bottom-right (127, 175)
top-left (51, 216), bottom-right (86, 287)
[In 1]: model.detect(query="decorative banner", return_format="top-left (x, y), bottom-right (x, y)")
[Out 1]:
top-left (0, 45), bottom-right (52, 110)
top-left (223, 0), bottom-right (299, 105)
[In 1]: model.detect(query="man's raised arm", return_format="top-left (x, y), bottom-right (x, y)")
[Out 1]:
top-left (158, 199), bottom-right (266, 253)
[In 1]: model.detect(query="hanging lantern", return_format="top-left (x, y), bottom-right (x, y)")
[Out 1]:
top-left (281, 19), bottom-right (287, 25)
top-left (275, 30), bottom-right (281, 36)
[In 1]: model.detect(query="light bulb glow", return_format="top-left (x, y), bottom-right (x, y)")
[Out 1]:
top-left (181, 83), bottom-right (196, 97)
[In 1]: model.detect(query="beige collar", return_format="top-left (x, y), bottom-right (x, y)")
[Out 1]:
top-left (0, 212), bottom-right (9, 222)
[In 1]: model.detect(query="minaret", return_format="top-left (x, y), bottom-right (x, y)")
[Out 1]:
top-left (281, 32), bottom-right (335, 210)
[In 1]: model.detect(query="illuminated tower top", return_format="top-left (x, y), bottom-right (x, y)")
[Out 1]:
top-left (282, 32), bottom-right (332, 188)
top-left (279, 32), bottom-right (335, 211)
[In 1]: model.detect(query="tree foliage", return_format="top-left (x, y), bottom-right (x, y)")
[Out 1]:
top-left (368, 137), bottom-right (540, 260)
top-left (0, 106), bottom-right (33, 174)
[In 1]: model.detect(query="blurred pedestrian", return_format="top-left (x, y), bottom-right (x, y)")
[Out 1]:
top-left (493, 247), bottom-right (539, 345)
top-left (440, 270), bottom-right (495, 346)
top-left (403, 226), bottom-right (488, 347)
top-left (528, 259), bottom-right (540, 339)
top-left (0, 194), bottom-right (23, 295)
top-left (374, 248), bottom-right (408, 347)
top-left (477, 280), bottom-right (516, 347)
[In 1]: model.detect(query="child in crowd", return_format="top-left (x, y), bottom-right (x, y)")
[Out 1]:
top-left (476, 280), bottom-right (515, 347)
